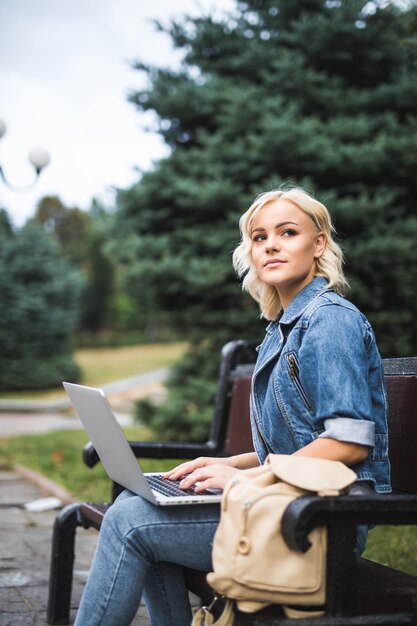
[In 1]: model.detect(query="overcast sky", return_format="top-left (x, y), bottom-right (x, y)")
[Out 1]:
top-left (0, 0), bottom-right (235, 226)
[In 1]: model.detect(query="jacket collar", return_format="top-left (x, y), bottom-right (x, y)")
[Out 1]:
top-left (266, 277), bottom-right (330, 332)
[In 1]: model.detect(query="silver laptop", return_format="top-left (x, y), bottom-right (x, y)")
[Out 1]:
top-left (63, 382), bottom-right (222, 506)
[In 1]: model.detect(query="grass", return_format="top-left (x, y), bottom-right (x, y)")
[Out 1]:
top-left (0, 428), bottom-right (183, 502)
top-left (0, 342), bottom-right (187, 401)
top-left (363, 525), bottom-right (417, 575)
top-left (75, 342), bottom-right (187, 386)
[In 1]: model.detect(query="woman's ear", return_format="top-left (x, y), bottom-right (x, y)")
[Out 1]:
top-left (314, 232), bottom-right (326, 259)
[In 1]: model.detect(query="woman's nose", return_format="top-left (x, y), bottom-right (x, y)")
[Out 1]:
top-left (265, 238), bottom-right (279, 253)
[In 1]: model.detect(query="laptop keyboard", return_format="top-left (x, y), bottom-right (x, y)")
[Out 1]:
top-left (146, 474), bottom-right (200, 497)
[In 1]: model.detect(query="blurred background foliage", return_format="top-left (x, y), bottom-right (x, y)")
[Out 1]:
top-left (1, 0), bottom-right (417, 439)
top-left (0, 216), bottom-right (82, 390)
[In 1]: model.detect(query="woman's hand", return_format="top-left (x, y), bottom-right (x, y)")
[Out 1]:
top-left (178, 463), bottom-right (240, 492)
top-left (164, 457), bottom-right (240, 492)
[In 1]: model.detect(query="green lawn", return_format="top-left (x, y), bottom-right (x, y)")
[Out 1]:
top-left (0, 342), bottom-right (187, 401)
top-left (75, 342), bottom-right (187, 387)
top-left (0, 428), bottom-right (183, 502)
top-left (363, 525), bottom-right (417, 575)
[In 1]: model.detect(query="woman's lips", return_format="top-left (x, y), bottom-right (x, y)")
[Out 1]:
top-left (264, 259), bottom-right (286, 267)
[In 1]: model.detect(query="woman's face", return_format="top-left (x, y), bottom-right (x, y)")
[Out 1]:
top-left (250, 198), bottom-right (325, 309)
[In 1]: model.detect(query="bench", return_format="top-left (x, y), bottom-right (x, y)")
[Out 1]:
top-left (47, 340), bottom-right (417, 625)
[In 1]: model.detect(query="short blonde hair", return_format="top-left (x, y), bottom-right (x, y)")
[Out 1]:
top-left (232, 186), bottom-right (348, 320)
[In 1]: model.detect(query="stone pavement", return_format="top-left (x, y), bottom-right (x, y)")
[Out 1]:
top-left (0, 369), bottom-right (202, 625)
top-left (0, 369), bottom-right (182, 625)
top-left (0, 467), bottom-right (151, 625)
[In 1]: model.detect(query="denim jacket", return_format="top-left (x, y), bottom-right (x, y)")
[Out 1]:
top-left (251, 276), bottom-right (391, 494)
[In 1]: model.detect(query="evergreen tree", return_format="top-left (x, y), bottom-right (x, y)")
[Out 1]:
top-left (0, 208), bottom-right (13, 240)
top-left (0, 224), bottom-right (83, 390)
top-left (32, 195), bottom-right (92, 266)
top-left (32, 196), bottom-right (116, 335)
top-left (113, 0), bottom-right (417, 438)
top-left (81, 230), bottom-right (115, 333)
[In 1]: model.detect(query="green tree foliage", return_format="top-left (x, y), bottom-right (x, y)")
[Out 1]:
top-left (116, 0), bottom-right (417, 438)
top-left (32, 195), bottom-right (91, 266)
top-left (0, 224), bottom-right (83, 390)
top-left (32, 196), bottom-right (116, 334)
top-left (80, 201), bottom-right (116, 334)
top-left (136, 342), bottom-right (219, 442)
top-left (0, 208), bottom-right (13, 240)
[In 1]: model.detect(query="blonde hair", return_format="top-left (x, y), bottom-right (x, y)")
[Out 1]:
top-left (232, 186), bottom-right (348, 320)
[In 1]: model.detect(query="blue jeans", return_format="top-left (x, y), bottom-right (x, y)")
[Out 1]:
top-left (74, 489), bottom-right (369, 625)
top-left (74, 490), bottom-right (220, 626)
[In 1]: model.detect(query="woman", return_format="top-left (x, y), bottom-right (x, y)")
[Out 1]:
top-left (74, 187), bottom-right (390, 626)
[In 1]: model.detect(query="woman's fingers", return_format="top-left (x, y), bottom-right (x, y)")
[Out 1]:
top-left (163, 457), bottom-right (211, 480)
top-left (179, 464), bottom-right (239, 491)
top-left (163, 457), bottom-right (239, 489)
top-left (163, 462), bottom-right (190, 480)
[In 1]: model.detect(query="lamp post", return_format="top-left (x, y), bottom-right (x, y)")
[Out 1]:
top-left (0, 118), bottom-right (51, 191)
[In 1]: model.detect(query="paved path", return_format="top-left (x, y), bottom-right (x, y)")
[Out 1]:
top-left (0, 368), bottom-right (193, 625)
top-left (0, 369), bottom-right (168, 414)
top-left (0, 468), bottom-right (152, 625)
top-left (0, 369), bottom-right (168, 438)
top-left (0, 410), bottom-right (133, 439)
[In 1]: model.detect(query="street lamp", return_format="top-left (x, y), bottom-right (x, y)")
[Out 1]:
top-left (0, 118), bottom-right (51, 191)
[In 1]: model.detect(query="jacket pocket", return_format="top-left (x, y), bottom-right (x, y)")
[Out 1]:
top-left (286, 352), bottom-right (312, 411)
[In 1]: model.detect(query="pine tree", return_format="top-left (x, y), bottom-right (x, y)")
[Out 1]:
top-left (113, 0), bottom-right (417, 438)
top-left (0, 208), bottom-right (13, 240)
top-left (0, 224), bottom-right (83, 390)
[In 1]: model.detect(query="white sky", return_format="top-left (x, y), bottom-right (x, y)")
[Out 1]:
top-left (0, 0), bottom-right (236, 226)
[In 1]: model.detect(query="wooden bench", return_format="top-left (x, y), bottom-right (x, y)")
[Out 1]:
top-left (47, 341), bottom-right (417, 625)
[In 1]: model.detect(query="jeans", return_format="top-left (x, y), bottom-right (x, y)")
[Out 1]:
top-left (74, 490), bottom-right (220, 626)
top-left (74, 487), bottom-right (370, 625)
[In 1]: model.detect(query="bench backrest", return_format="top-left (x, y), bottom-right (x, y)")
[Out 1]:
top-left (216, 343), bottom-right (417, 494)
top-left (223, 368), bottom-right (254, 455)
top-left (208, 340), bottom-right (257, 455)
top-left (384, 358), bottom-right (417, 493)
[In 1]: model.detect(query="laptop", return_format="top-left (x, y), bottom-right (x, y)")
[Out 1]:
top-left (63, 382), bottom-right (223, 506)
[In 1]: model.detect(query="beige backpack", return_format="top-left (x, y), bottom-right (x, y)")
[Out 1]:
top-left (206, 454), bottom-right (357, 619)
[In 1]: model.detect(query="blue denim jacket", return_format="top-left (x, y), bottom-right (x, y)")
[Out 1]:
top-left (251, 276), bottom-right (391, 494)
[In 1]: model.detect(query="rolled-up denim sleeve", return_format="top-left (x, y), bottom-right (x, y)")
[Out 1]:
top-left (318, 417), bottom-right (375, 446)
top-left (300, 303), bottom-right (377, 448)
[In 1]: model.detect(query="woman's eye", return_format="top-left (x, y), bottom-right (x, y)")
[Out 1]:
top-left (253, 234), bottom-right (266, 242)
top-left (282, 229), bottom-right (296, 237)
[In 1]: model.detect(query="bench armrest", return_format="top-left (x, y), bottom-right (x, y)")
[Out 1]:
top-left (282, 491), bottom-right (417, 552)
top-left (82, 439), bottom-right (226, 468)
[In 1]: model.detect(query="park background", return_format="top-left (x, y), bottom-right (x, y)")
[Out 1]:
top-left (1, 0), bottom-right (417, 575)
